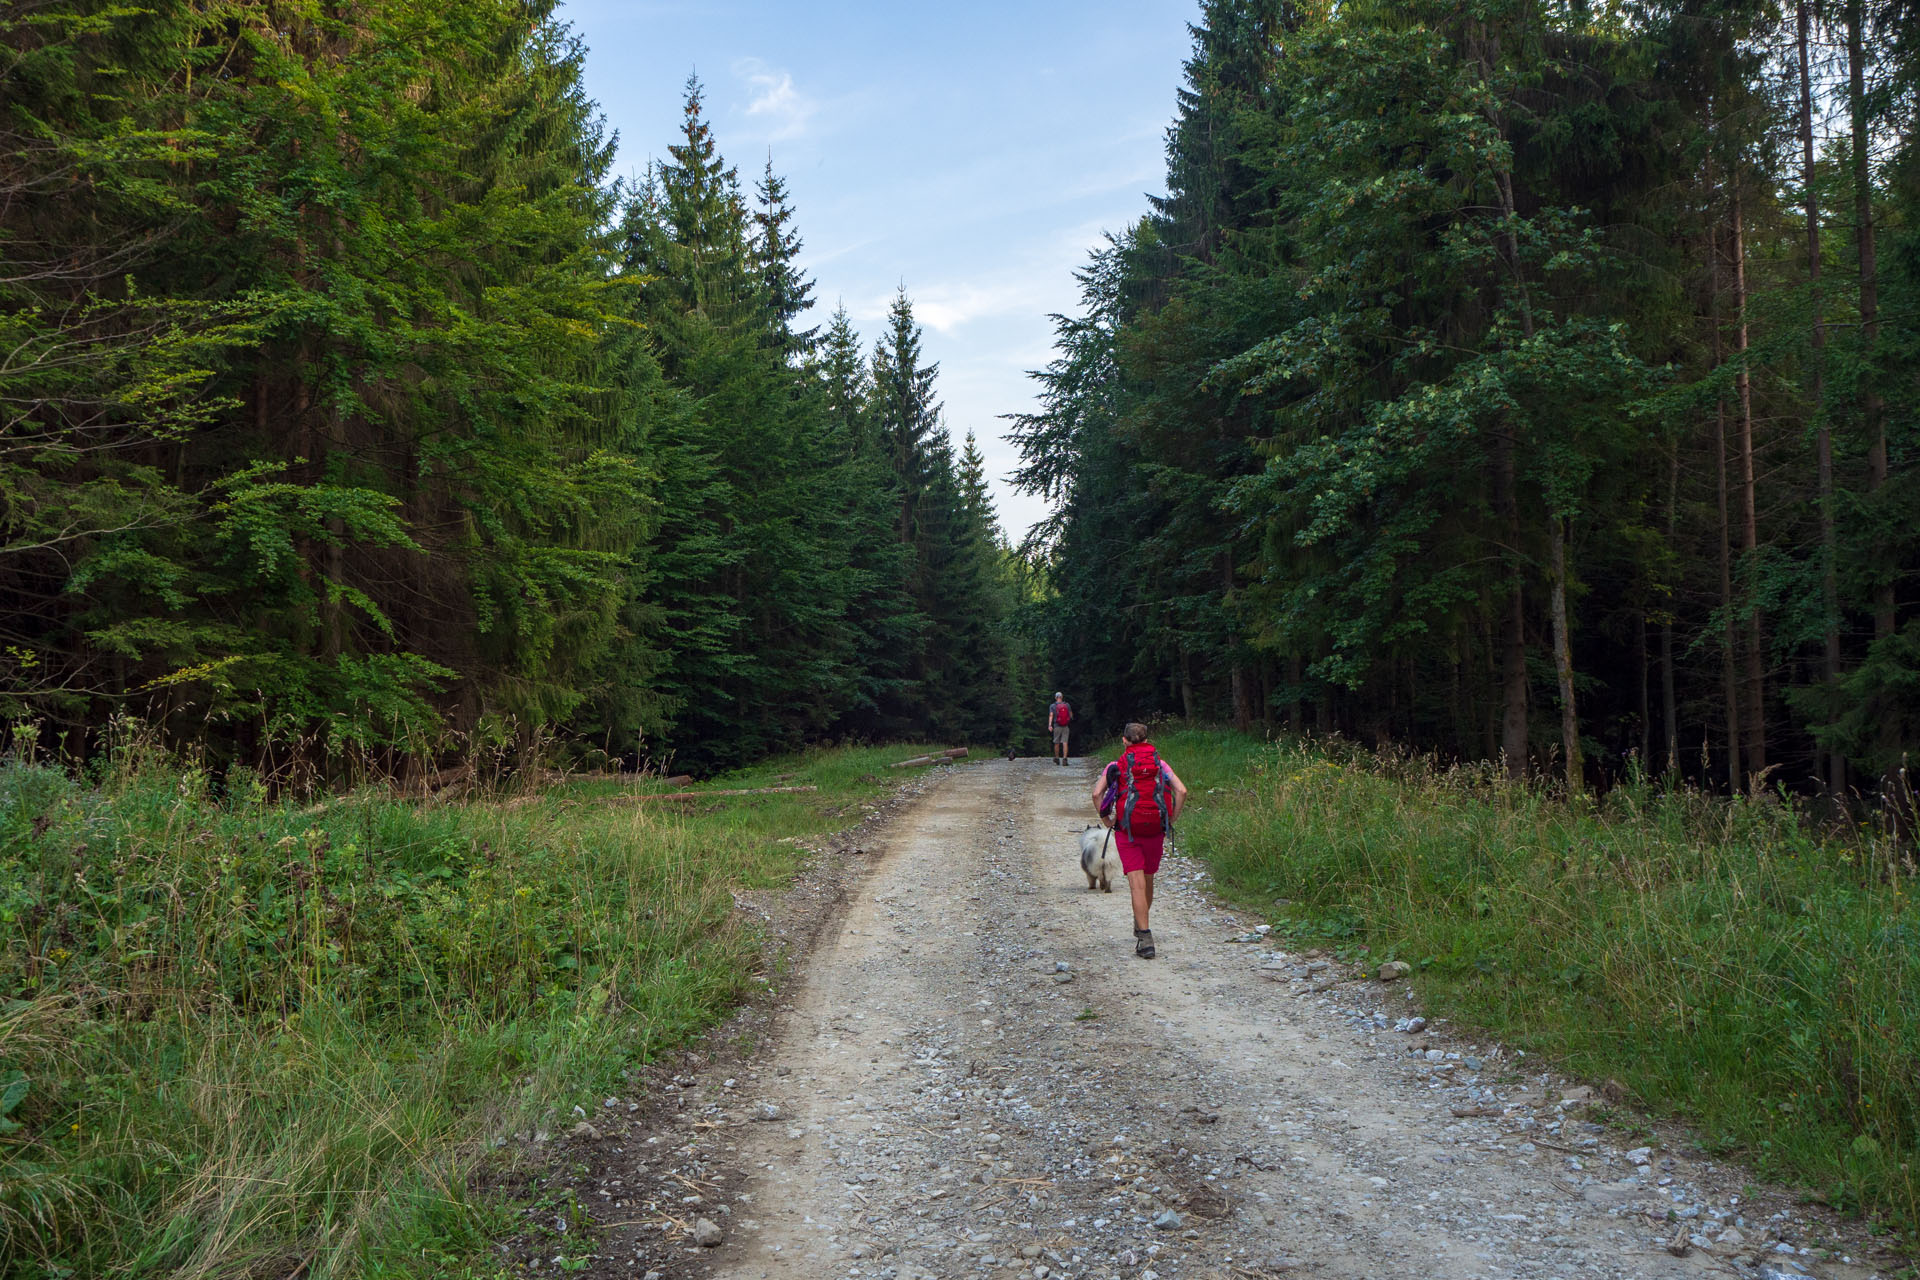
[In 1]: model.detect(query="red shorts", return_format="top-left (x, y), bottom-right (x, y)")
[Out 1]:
top-left (1114, 832), bottom-right (1164, 877)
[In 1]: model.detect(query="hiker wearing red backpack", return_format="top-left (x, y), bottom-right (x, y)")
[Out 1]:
top-left (1047, 692), bottom-right (1073, 765)
top-left (1092, 722), bottom-right (1188, 959)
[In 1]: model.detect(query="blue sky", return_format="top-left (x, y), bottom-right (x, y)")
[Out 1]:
top-left (556, 0), bottom-right (1198, 539)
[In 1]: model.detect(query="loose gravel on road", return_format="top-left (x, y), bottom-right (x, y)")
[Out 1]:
top-left (508, 759), bottom-right (1905, 1280)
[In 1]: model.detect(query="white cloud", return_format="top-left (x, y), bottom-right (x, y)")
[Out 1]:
top-left (732, 57), bottom-right (816, 141)
top-left (874, 276), bottom-right (1063, 336)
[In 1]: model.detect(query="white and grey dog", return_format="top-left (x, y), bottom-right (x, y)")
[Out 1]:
top-left (1078, 824), bottom-right (1120, 892)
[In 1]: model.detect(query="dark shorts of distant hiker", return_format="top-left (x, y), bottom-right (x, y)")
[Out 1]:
top-left (1115, 832), bottom-right (1163, 877)
top-left (1052, 725), bottom-right (1071, 745)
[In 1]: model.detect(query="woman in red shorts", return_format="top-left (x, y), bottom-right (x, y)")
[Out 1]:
top-left (1091, 722), bottom-right (1188, 959)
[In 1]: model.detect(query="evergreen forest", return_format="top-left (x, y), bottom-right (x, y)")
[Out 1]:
top-left (1016, 0), bottom-right (1920, 803)
top-left (7, 3), bottom-right (1920, 1273)
top-left (1, 0), bottom-right (1041, 776)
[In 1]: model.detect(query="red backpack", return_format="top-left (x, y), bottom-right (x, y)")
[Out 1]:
top-left (1115, 742), bottom-right (1169, 838)
top-left (1053, 700), bottom-right (1072, 726)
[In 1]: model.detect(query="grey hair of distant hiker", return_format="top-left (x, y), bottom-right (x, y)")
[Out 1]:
top-left (1054, 691), bottom-right (1063, 698)
top-left (1123, 722), bottom-right (1149, 743)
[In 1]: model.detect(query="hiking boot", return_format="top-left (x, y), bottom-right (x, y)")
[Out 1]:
top-left (1133, 928), bottom-right (1156, 959)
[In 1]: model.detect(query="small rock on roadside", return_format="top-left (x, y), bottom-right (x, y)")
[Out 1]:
top-left (569, 1121), bottom-right (600, 1140)
top-left (692, 1216), bottom-right (724, 1247)
top-left (1152, 1209), bottom-right (1183, 1230)
top-left (1378, 960), bottom-right (1412, 981)
top-left (1626, 1146), bottom-right (1652, 1166)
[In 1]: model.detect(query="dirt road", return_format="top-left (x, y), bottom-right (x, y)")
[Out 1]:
top-left (574, 759), bottom-right (1888, 1280)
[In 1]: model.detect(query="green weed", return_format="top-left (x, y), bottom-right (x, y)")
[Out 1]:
top-left (0, 742), bottom-right (953, 1278)
top-left (1158, 727), bottom-right (1920, 1244)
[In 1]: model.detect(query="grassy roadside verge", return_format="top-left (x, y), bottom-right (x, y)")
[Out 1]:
top-left (1150, 726), bottom-right (1918, 1246)
top-left (0, 742), bottom-right (954, 1279)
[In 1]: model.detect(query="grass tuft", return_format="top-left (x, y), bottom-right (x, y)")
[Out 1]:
top-left (1157, 727), bottom-right (1919, 1243)
top-left (0, 742), bottom-right (953, 1278)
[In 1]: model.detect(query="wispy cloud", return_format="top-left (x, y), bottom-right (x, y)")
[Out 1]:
top-left (732, 57), bottom-right (816, 141)
top-left (848, 273), bottom-right (1066, 337)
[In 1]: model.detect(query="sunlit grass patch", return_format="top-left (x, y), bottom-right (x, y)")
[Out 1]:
top-left (0, 741), bottom-right (955, 1278)
top-left (1157, 726), bottom-right (1919, 1245)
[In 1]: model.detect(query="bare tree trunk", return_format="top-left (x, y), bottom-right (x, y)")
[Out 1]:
top-left (1711, 213), bottom-right (1743, 793)
top-left (1223, 551), bottom-right (1251, 731)
top-left (1497, 448), bottom-right (1528, 780)
top-left (1451, 650), bottom-right (1467, 758)
top-left (1470, 36), bottom-right (1538, 784)
top-left (1662, 441), bottom-right (1680, 774)
top-left (1637, 610), bottom-right (1651, 768)
top-left (1801, 1), bottom-right (1842, 797)
top-left (1481, 614), bottom-right (1499, 760)
top-left (1716, 399), bottom-right (1743, 794)
top-left (1732, 182), bottom-right (1767, 788)
top-left (1848, 0), bottom-right (1892, 647)
top-left (1549, 517), bottom-right (1583, 794)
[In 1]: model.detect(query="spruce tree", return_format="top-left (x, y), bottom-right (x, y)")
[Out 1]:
top-left (754, 158), bottom-right (818, 355)
top-left (869, 289), bottom-right (943, 546)
top-left (629, 83), bottom-right (867, 764)
top-left (816, 307), bottom-right (924, 737)
top-left (1, 0), bottom-right (653, 766)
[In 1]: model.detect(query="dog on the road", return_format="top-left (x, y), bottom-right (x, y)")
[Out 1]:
top-left (1079, 824), bottom-right (1119, 892)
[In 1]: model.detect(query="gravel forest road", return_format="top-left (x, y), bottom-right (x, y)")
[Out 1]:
top-left (601, 758), bottom-right (1891, 1280)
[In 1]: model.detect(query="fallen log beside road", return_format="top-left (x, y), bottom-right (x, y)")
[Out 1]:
top-left (891, 748), bottom-right (970, 768)
top-left (625, 785), bottom-right (818, 803)
top-left (533, 769), bottom-right (695, 787)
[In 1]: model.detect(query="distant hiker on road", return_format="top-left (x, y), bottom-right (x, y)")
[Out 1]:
top-left (1093, 722), bottom-right (1187, 959)
top-left (1047, 692), bottom-right (1073, 765)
